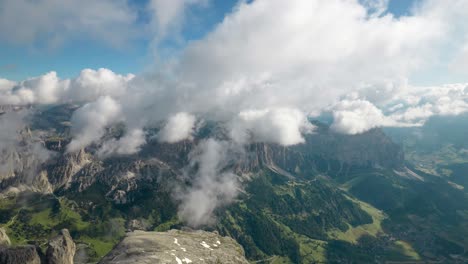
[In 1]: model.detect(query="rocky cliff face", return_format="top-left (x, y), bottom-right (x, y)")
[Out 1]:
top-left (0, 245), bottom-right (42, 264)
top-left (0, 130), bottom-right (52, 195)
top-left (45, 229), bottom-right (76, 264)
top-left (0, 228), bottom-right (11, 246)
top-left (47, 150), bottom-right (92, 191)
top-left (235, 126), bottom-right (404, 179)
top-left (0, 229), bottom-right (75, 264)
top-left (1, 104), bottom-right (405, 199)
top-left (99, 229), bottom-right (249, 264)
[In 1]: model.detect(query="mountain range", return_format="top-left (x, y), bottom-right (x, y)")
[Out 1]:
top-left (0, 104), bottom-right (467, 263)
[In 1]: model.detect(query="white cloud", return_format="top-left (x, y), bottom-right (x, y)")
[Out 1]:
top-left (331, 100), bottom-right (401, 134)
top-left (0, 79), bottom-right (16, 92)
top-left (451, 43), bottom-right (468, 72)
top-left (0, 72), bottom-right (68, 105)
top-left (148, 0), bottom-right (207, 41)
top-left (2, 0), bottom-right (467, 149)
top-left (389, 83), bottom-right (468, 121)
top-left (3, 0), bottom-right (467, 141)
top-left (0, 69), bottom-right (133, 105)
top-left (173, 0), bottom-right (441, 115)
top-left (98, 128), bottom-right (146, 157)
top-left (410, 0), bottom-right (468, 83)
top-left (67, 96), bottom-right (123, 152)
top-left (66, 68), bottom-right (135, 102)
top-left (0, 0), bottom-right (209, 49)
top-left (391, 104), bottom-right (434, 123)
top-left (337, 83), bottom-right (468, 133)
top-left (3, 0), bottom-right (468, 227)
top-left (158, 112), bottom-right (196, 143)
top-left (0, 0), bottom-right (140, 48)
top-left (230, 108), bottom-right (314, 146)
top-left (177, 139), bottom-right (239, 227)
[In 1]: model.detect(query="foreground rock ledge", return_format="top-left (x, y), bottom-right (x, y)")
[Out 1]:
top-left (99, 229), bottom-right (249, 264)
top-left (0, 228), bottom-right (76, 264)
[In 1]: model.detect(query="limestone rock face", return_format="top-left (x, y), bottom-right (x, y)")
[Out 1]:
top-left (0, 228), bottom-right (10, 246)
top-left (99, 229), bottom-right (249, 264)
top-left (45, 229), bottom-right (76, 264)
top-left (0, 245), bottom-right (42, 264)
top-left (0, 229), bottom-right (78, 264)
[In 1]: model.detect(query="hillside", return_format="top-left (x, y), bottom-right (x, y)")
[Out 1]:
top-left (0, 105), bottom-right (467, 263)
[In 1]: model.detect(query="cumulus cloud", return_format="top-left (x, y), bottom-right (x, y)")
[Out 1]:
top-left (332, 83), bottom-right (468, 134)
top-left (230, 108), bottom-right (314, 145)
top-left (331, 100), bottom-right (402, 134)
top-left (389, 83), bottom-right (468, 123)
top-left (67, 96), bottom-right (122, 152)
top-left (0, 69), bottom-right (134, 105)
top-left (172, 0), bottom-right (441, 115)
top-left (0, 72), bottom-right (68, 105)
top-left (3, 0), bottom-right (468, 224)
top-left (158, 112), bottom-right (197, 143)
top-left (3, 0), bottom-right (467, 140)
top-left (91, 0), bottom-right (459, 142)
top-left (67, 68), bottom-right (135, 102)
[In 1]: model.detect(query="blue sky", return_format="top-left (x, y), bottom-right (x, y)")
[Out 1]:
top-left (1, 0), bottom-right (467, 141)
top-left (387, 0), bottom-right (419, 16)
top-left (0, 0), bottom-right (419, 81)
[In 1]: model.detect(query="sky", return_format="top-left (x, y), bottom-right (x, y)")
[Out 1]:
top-left (3, 0), bottom-right (467, 136)
top-left (0, 0), bottom-right (238, 80)
top-left (1, 0), bottom-right (418, 81)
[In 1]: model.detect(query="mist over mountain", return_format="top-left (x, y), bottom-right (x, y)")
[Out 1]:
top-left (385, 113), bottom-right (468, 150)
top-left (0, 103), bottom-right (467, 263)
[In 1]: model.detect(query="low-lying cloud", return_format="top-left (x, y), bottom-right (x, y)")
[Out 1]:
top-left (0, 110), bottom-right (52, 184)
top-left (97, 128), bottom-right (146, 157)
top-left (67, 96), bottom-right (123, 152)
top-left (158, 112), bottom-right (196, 143)
top-left (230, 108), bottom-right (314, 145)
top-left (177, 139), bottom-right (240, 227)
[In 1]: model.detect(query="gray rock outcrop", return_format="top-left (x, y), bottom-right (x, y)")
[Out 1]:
top-left (0, 245), bottom-right (42, 264)
top-left (0, 228), bottom-right (11, 246)
top-left (45, 229), bottom-right (76, 264)
top-left (99, 229), bottom-right (249, 264)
